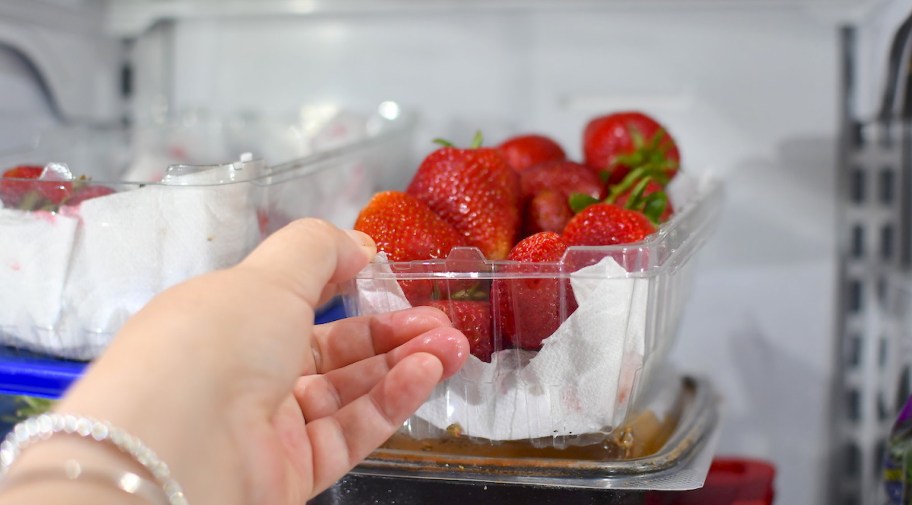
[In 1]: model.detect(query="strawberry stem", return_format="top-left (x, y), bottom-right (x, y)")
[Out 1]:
top-left (612, 128), bottom-right (676, 170)
top-left (450, 282), bottom-right (488, 301)
top-left (433, 131), bottom-right (485, 149)
top-left (607, 165), bottom-right (652, 203)
top-left (470, 130), bottom-right (484, 149)
top-left (626, 177), bottom-right (652, 208)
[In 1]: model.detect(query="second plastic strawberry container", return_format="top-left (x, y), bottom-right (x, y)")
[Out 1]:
top-left (0, 105), bottom-right (415, 360)
top-left (343, 174), bottom-right (722, 450)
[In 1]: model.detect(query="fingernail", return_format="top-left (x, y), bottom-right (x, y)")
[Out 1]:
top-left (345, 229), bottom-right (377, 254)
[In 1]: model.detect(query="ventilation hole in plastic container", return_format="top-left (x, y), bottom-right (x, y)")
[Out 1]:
top-left (852, 225), bottom-right (864, 258)
top-left (848, 280), bottom-right (863, 313)
top-left (880, 167), bottom-right (895, 204)
top-left (851, 120), bottom-right (865, 148)
top-left (882, 224), bottom-right (895, 260)
top-left (847, 389), bottom-right (861, 422)
top-left (843, 442), bottom-right (861, 477)
top-left (876, 438), bottom-right (887, 476)
top-left (880, 125), bottom-right (896, 148)
top-left (898, 367), bottom-right (911, 410)
top-left (880, 224), bottom-right (893, 260)
top-left (845, 442), bottom-right (861, 476)
top-left (880, 337), bottom-right (889, 367)
top-left (851, 167), bottom-right (865, 203)
top-left (847, 334), bottom-right (862, 367)
top-left (842, 492), bottom-right (859, 505)
top-left (878, 277), bottom-right (888, 303)
top-left (879, 392), bottom-right (891, 421)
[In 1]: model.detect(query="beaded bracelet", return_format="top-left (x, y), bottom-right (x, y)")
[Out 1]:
top-left (0, 458), bottom-right (165, 504)
top-left (0, 414), bottom-right (188, 505)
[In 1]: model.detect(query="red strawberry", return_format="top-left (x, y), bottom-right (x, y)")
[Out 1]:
top-left (519, 160), bottom-right (605, 202)
top-left (407, 133), bottom-right (521, 260)
top-left (498, 134), bottom-right (566, 172)
top-left (494, 232), bottom-right (571, 350)
top-left (519, 160), bottom-right (605, 237)
top-left (0, 165), bottom-right (72, 209)
top-left (64, 184), bottom-right (116, 206)
top-left (562, 203), bottom-right (656, 246)
top-left (582, 112), bottom-right (680, 185)
top-left (426, 300), bottom-right (494, 362)
top-left (611, 177), bottom-right (673, 224)
top-left (524, 189), bottom-right (574, 236)
top-left (354, 191), bottom-right (466, 304)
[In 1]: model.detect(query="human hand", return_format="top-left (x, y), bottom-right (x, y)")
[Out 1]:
top-left (4, 219), bottom-right (469, 505)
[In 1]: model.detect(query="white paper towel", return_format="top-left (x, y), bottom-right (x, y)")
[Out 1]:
top-left (55, 171), bottom-right (260, 357)
top-left (0, 166), bottom-right (261, 358)
top-left (0, 210), bottom-right (79, 339)
top-left (356, 255), bottom-right (649, 441)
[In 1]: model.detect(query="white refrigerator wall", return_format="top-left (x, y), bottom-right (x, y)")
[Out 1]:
top-left (2, 1), bottom-right (908, 504)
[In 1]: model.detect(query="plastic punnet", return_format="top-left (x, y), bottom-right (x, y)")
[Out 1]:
top-left (343, 176), bottom-right (722, 448)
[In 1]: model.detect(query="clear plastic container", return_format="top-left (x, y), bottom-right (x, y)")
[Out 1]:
top-left (342, 175), bottom-right (722, 450)
top-left (0, 105), bottom-right (416, 360)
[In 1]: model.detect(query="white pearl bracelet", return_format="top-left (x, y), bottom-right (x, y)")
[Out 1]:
top-left (0, 414), bottom-right (188, 505)
top-left (0, 459), bottom-right (165, 504)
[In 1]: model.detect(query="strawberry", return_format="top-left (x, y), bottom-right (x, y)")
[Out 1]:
top-left (582, 112), bottom-right (680, 185)
top-left (354, 191), bottom-right (466, 304)
top-left (498, 134), bottom-right (566, 172)
top-left (562, 203), bottom-right (656, 246)
top-left (524, 189), bottom-right (574, 236)
top-left (518, 160), bottom-right (605, 202)
top-left (355, 191), bottom-right (464, 261)
top-left (64, 184), bottom-right (116, 206)
top-left (426, 300), bottom-right (494, 362)
top-left (519, 160), bottom-right (605, 236)
top-left (0, 165), bottom-right (72, 210)
top-left (406, 133), bottom-right (521, 260)
top-left (494, 232), bottom-right (571, 350)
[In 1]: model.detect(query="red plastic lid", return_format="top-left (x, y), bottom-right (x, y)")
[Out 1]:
top-left (644, 457), bottom-right (776, 505)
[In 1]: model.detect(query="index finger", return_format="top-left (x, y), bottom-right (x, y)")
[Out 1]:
top-left (238, 219), bottom-right (377, 308)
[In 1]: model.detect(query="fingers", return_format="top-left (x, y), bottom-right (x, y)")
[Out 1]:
top-left (310, 306), bottom-right (455, 374)
top-left (238, 219), bottom-right (377, 308)
top-left (294, 325), bottom-right (468, 421)
top-left (306, 352), bottom-right (444, 495)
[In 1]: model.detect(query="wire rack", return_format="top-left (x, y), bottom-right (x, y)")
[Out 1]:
top-left (835, 23), bottom-right (912, 505)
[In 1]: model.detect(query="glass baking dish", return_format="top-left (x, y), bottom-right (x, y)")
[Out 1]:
top-left (311, 375), bottom-right (719, 501)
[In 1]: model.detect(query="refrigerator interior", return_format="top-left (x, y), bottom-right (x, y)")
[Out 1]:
top-left (4, 0), bottom-right (912, 503)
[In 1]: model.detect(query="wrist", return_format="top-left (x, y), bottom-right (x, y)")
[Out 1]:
top-left (0, 434), bottom-right (160, 505)
top-left (54, 338), bottom-right (246, 505)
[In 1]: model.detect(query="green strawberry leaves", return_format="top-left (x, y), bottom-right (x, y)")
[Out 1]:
top-left (433, 131), bottom-right (485, 149)
top-left (569, 193), bottom-right (600, 213)
top-left (569, 165), bottom-right (671, 226)
top-left (611, 127), bottom-right (679, 173)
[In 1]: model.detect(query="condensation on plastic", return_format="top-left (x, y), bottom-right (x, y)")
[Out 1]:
top-left (342, 177), bottom-right (722, 448)
top-left (0, 105), bottom-right (416, 360)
